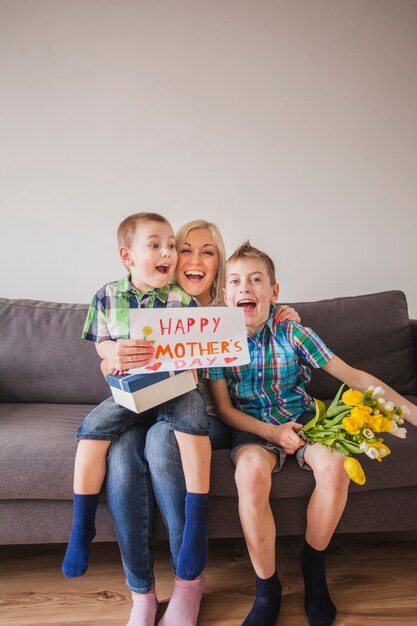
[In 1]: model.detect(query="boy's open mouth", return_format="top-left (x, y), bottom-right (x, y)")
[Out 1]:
top-left (184, 270), bottom-right (205, 282)
top-left (156, 264), bottom-right (170, 274)
top-left (237, 299), bottom-right (256, 312)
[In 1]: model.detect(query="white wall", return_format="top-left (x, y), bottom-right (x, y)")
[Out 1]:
top-left (1, 0), bottom-right (416, 315)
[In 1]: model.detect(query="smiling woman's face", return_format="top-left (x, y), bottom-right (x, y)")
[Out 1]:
top-left (176, 227), bottom-right (220, 305)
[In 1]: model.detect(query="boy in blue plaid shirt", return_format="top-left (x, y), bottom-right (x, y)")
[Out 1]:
top-left (63, 213), bottom-right (211, 622)
top-left (206, 242), bottom-right (417, 626)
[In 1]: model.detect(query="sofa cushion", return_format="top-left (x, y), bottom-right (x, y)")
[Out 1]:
top-left (0, 403), bottom-right (90, 499)
top-left (1, 399), bottom-right (416, 501)
top-left (291, 291), bottom-right (417, 399)
top-left (0, 299), bottom-right (110, 404)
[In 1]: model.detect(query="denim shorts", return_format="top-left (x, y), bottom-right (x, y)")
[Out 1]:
top-left (77, 388), bottom-right (210, 441)
top-left (230, 412), bottom-right (314, 473)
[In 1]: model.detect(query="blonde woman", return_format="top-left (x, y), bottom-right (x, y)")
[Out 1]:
top-left (104, 220), bottom-right (300, 626)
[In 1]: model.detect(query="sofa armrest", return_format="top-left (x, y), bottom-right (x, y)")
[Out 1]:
top-left (411, 319), bottom-right (417, 372)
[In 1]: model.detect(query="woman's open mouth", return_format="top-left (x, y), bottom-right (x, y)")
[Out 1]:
top-left (184, 270), bottom-right (206, 282)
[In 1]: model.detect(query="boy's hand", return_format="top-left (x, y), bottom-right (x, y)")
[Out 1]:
top-left (100, 360), bottom-right (129, 378)
top-left (265, 421), bottom-right (304, 454)
top-left (100, 359), bottom-right (112, 378)
top-left (274, 305), bottom-right (301, 324)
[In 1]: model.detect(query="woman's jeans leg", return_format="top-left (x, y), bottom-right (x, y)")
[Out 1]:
top-left (106, 422), bottom-right (155, 593)
top-left (145, 420), bottom-right (186, 574)
top-left (146, 414), bottom-right (232, 574)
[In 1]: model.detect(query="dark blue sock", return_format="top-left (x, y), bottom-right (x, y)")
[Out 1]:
top-left (62, 493), bottom-right (99, 578)
top-left (242, 571), bottom-right (282, 626)
top-left (176, 492), bottom-right (209, 580)
top-left (300, 540), bottom-right (336, 626)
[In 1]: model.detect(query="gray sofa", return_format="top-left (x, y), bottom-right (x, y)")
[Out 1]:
top-left (1, 290), bottom-right (416, 545)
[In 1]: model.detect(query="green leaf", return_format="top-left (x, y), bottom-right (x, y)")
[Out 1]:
top-left (303, 399), bottom-right (326, 431)
top-left (321, 420), bottom-right (345, 430)
top-left (331, 436), bottom-right (362, 453)
top-left (326, 407), bottom-right (353, 426)
top-left (326, 383), bottom-right (346, 416)
top-left (334, 442), bottom-right (349, 454)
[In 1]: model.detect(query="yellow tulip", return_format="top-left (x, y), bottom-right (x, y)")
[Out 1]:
top-left (351, 405), bottom-right (373, 421)
top-left (342, 414), bottom-right (364, 435)
top-left (368, 416), bottom-right (393, 433)
top-left (344, 457), bottom-right (366, 485)
top-left (142, 325), bottom-right (153, 338)
top-left (342, 389), bottom-right (364, 406)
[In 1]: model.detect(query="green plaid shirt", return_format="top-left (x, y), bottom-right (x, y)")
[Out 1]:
top-left (205, 306), bottom-right (333, 424)
top-left (82, 274), bottom-right (196, 342)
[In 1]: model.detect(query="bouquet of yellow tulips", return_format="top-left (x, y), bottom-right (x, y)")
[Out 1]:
top-left (298, 385), bottom-right (409, 485)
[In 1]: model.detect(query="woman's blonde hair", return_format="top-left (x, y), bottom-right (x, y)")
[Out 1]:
top-left (175, 220), bottom-right (226, 306)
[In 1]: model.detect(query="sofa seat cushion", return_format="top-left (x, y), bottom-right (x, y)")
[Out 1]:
top-left (0, 404), bottom-right (93, 499)
top-left (2, 397), bottom-right (416, 501)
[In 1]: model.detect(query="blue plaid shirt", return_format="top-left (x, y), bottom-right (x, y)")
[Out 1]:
top-left (82, 274), bottom-right (197, 342)
top-left (205, 307), bottom-right (333, 424)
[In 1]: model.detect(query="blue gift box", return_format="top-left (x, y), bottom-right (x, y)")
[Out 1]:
top-left (107, 370), bottom-right (196, 414)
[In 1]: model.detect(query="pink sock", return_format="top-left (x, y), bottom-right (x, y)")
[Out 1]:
top-left (158, 575), bottom-right (205, 626)
top-left (127, 591), bottom-right (158, 626)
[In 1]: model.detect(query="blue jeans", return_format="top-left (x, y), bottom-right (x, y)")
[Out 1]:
top-left (77, 390), bottom-right (210, 441)
top-left (105, 395), bottom-right (231, 592)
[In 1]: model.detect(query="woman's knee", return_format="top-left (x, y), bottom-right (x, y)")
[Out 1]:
top-left (107, 427), bottom-right (148, 476)
top-left (145, 421), bottom-right (182, 474)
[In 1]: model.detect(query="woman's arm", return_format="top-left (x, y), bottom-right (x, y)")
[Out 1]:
top-left (322, 355), bottom-right (417, 427)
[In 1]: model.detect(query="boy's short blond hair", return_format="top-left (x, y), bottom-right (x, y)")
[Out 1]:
top-left (117, 212), bottom-right (171, 248)
top-left (227, 241), bottom-right (277, 285)
top-left (175, 219), bottom-right (226, 306)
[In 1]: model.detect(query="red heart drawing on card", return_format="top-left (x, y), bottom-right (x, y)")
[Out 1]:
top-left (145, 362), bottom-right (162, 371)
top-left (224, 357), bottom-right (238, 364)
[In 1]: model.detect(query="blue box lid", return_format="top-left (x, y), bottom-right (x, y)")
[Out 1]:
top-left (107, 371), bottom-right (179, 393)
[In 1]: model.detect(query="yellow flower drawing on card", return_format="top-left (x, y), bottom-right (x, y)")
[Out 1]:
top-left (142, 326), bottom-right (156, 343)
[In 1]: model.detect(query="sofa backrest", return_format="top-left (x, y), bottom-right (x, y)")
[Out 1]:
top-left (1, 291), bottom-right (416, 404)
top-left (0, 298), bottom-right (109, 404)
top-left (293, 290), bottom-right (417, 398)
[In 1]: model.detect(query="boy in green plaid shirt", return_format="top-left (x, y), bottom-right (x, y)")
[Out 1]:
top-left (63, 213), bottom-right (211, 626)
top-left (206, 241), bottom-right (417, 626)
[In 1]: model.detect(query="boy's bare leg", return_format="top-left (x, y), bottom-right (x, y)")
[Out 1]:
top-left (73, 439), bottom-right (110, 493)
top-left (175, 432), bottom-right (211, 493)
top-left (304, 443), bottom-right (349, 549)
top-left (234, 446), bottom-right (282, 626)
top-left (62, 440), bottom-right (110, 578)
top-left (158, 433), bottom-right (210, 626)
top-left (235, 446), bottom-right (277, 576)
top-left (300, 443), bottom-right (350, 626)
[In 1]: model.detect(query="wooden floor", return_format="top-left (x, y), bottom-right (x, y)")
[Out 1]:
top-left (1, 533), bottom-right (416, 626)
